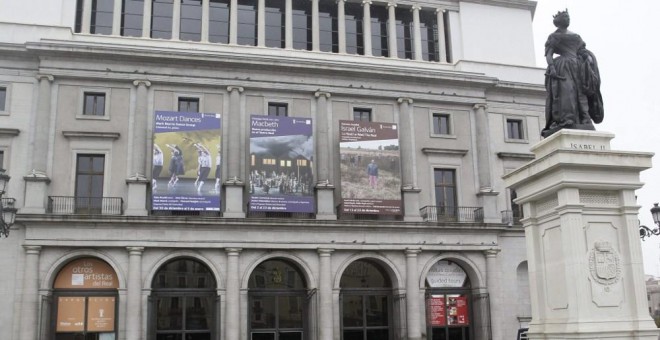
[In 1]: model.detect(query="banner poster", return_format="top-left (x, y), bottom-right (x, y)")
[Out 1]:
top-left (87, 297), bottom-right (116, 332)
top-left (428, 295), bottom-right (446, 326)
top-left (339, 120), bottom-right (401, 215)
top-left (447, 295), bottom-right (469, 326)
top-left (57, 297), bottom-right (85, 332)
top-left (152, 111), bottom-right (222, 211)
top-left (249, 115), bottom-right (314, 213)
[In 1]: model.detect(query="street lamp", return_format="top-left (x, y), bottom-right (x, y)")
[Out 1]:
top-left (640, 203), bottom-right (660, 240)
top-left (0, 169), bottom-right (16, 237)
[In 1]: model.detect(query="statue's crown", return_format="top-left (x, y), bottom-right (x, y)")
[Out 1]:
top-left (553, 9), bottom-right (569, 18)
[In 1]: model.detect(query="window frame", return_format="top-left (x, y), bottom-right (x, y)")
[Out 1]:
top-left (180, 0), bottom-right (203, 41)
top-left (0, 84), bottom-right (10, 115)
top-left (431, 167), bottom-right (458, 209)
top-left (264, 98), bottom-right (292, 117)
top-left (504, 116), bottom-right (528, 143)
top-left (352, 107), bottom-right (372, 122)
top-left (429, 112), bottom-right (454, 138)
top-left (176, 95), bottom-right (202, 113)
top-left (78, 89), bottom-right (111, 120)
top-left (121, 0), bottom-right (145, 37)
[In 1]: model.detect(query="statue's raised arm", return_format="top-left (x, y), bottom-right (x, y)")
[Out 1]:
top-left (542, 10), bottom-right (604, 138)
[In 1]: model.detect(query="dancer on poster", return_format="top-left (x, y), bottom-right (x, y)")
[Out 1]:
top-left (152, 144), bottom-right (163, 191)
top-left (193, 143), bottom-right (212, 193)
top-left (214, 145), bottom-right (222, 193)
top-left (166, 144), bottom-right (184, 190)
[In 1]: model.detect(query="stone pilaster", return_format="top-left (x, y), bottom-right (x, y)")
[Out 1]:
top-left (18, 246), bottom-right (41, 340)
top-left (435, 9), bottom-right (447, 63)
top-left (82, 0), bottom-right (92, 33)
top-left (314, 91), bottom-right (336, 220)
top-left (201, 0), bottom-right (210, 41)
top-left (142, 0), bottom-right (153, 37)
top-left (362, 0), bottom-right (372, 56)
top-left (387, 3), bottom-right (397, 58)
top-left (337, 0), bottom-right (346, 53)
top-left (224, 86), bottom-right (245, 218)
top-left (406, 249), bottom-right (422, 340)
top-left (126, 247), bottom-right (144, 340)
top-left (311, 0), bottom-right (320, 51)
top-left (397, 97), bottom-right (422, 221)
top-left (112, 0), bottom-right (122, 35)
top-left (285, 0), bottom-right (293, 49)
top-left (229, 0), bottom-right (238, 44)
top-left (412, 5), bottom-right (422, 60)
top-left (257, 0), bottom-right (266, 46)
top-left (318, 249), bottom-right (334, 340)
top-left (125, 80), bottom-right (151, 216)
top-left (225, 248), bottom-right (242, 340)
top-left (485, 249), bottom-right (502, 340)
top-left (473, 104), bottom-right (499, 223)
top-left (172, 0), bottom-right (182, 40)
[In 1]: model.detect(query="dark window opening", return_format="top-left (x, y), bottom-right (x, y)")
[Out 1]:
top-left (265, 0), bottom-right (286, 48)
top-left (209, 0), bottom-right (230, 43)
top-left (237, 0), bottom-right (258, 45)
top-left (121, 0), bottom-right (144, 37)
top-left (318, 0), bottom-right (338, 53)
top-left (151, 0), bottom-right (174, 39)
top-left (506, 119), bottom-right (524, 140)
top-left (91, 0), bottom-right (114, 34)
top-left (83, 92), bottom-right (106, 116)
top-left (434, 169), bottom-right (456, 209)
top-left (75, 0), bottom-right (84, 33)
top-left (344, 2), bottom-right (364, 55)
top-left (353, 108), bottom-right (371, 122)
top-left (432, 113), bottom-right (450, 135)
top-left (370, 5), bottom-right (389, 57)
top-left (0, 87), bottom-right (6, 111)
top-left (268, 102), bottom-right (288, 117)
top-left (292, 0), bottom-right (312, 50)
top-left (180, 0), bottom-right (202, 41)
top-left (75, 154), bottom-right (105, 214)
top-left (395, 8), bottom-right (413, 59)
top-left (420, 10), bottom-right (439, 61)
top-left (178, 97), bottom-right (200, 112)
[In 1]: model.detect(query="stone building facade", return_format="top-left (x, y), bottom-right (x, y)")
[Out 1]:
top-left (0, 0), bottom-right (543, 339)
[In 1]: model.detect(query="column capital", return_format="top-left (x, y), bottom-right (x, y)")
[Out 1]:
top-left (484, 249), bottom-right (501, 257)
top-left (23, 245), bottom-right (42, 254)
top-left (387, 2), bottom-right (396, 8)
top-left (318, 248), bottom-right (335, 256)
top-left (473, 103), bottom-right (488, 111)
top-left (36, 74), bottom-right (54, 82)
top-left (362, 0), bottom-right (372, 5)
top-left (314, 91), bottom-right (331, 99)
top-left (336, 0), bottom-right (347, 3)
top-left (411, 4), bottom-right (421, 11)
top-left (132, 80), bottom-right (152, 87)
top-left (435, 8), bottom-right (446, 14)
top-left (397, 97), bottom-right (413, 104)
top-left (127, 246), bottom-right (145, 254)
top-left (227, 86), bottom-right (245, 93)
top-left (226, 247), bottom-right (243, 255)
top-left (405, 248), bottom-right (421, 256)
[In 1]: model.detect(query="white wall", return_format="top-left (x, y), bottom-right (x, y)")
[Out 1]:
top-left (0, 0), bottom-right (75, 28)
top-left (459, 2), bottom-right (537, 67)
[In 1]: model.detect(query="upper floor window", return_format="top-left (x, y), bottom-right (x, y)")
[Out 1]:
top-left (344, 2), bottom-right (364, 55)
top-left (121, 0), bottom-right (145, 37)
top-left (434, 169), bottom-right (456, 208)
top-left (178, 97), bottom-right (200, 112)
top-left (265, 0), bottom-right (286, 48)
top-left (83, 92), bottom-right (106, 116)
top-left (395, 8), bottom-right (413, 59)
top-left (180, 0), bottom-right (203, 41)
top-left (237, 0), bottom-right (258, 46)
top-left (353, 108), bottom-right (371, 122)
top-left (292, 0), bottom-right (312, 50)
top-left (75, 154), bottom-right (105, 213)
top-left (0, 150), bottom-right (4, 170)
top-left (268, 102), bottom-right (288, 117)
top-left (432, 113), bottom-right (450, 135)
top-left (151, 0), bottom-right (174, 39)
top-left (209, 0), bottom-right (230, 43)
top-left (0, 87), bottom-right (6, 111)
top-left (318, 0), bottom-right (338, 53)
top-left (370, 5), bottom-right (389, 57)
top-left (420, 10), bottom-right (439, 61)
top-left (91, 0), bottom-right (114, 34)
top-left (75, 0), bottom-right (84, 33)
top-left (506, 119), bottom-right (524, 140)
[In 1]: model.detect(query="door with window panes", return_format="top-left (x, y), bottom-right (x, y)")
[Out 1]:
top-left (75, 154), bottom-right (104, 214)
top-left (425, 261), bottom-right (472, 340)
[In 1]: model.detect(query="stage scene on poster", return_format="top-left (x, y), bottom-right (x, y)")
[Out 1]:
top-left (249, 115), bottom-right (314, 213)
top-left (339, 120), bottom-right (401, 215)
top-left (152, 111), bottom-right (222, 211)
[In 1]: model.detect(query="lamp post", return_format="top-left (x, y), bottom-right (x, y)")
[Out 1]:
top-left (0, 169), bottom-right (17, 237)
top-left (639, 203), bottom-right (660, 240)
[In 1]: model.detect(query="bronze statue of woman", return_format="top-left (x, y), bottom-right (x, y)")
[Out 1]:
top-left (542, 10), bottom-right (604, 138)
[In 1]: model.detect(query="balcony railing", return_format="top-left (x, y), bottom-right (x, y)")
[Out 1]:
top-left (501, 210), bottom-right (523, 225)
top-left (420, 206), bottom-right (484, 223)
top-left (48, 196), bottom-right (124, 215)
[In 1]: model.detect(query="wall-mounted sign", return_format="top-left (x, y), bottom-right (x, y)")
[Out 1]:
top-left (54, 258), bottom-right (118, 289)
top-left (447, 295), bottom-right (469, 326)
top-left (87, 297), bottom-right (116, 332)
top-left (56, 297), bottom-right (85, 332)
top-left (152, 111), bottom-right (222, 211)
top-left (339, 120), bottom-right (401, 215)
top-left (426, 261), bottom-right (467, 288)
top-left (249, 115), bottom-right (314, 213)
top-left (428, 295), bottom-right (446, 326)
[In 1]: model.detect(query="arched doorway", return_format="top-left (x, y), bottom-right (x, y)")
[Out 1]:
top-left (340, 259), bottom-right (393, 340)
top-left (149, 258), bottom-right (217, 340)
top-left (248, 259), bottom-right (308, 340)
top-left (51, 257), bottom-right (119, 340)
top-left (425, 260), bottom-right (472, 340)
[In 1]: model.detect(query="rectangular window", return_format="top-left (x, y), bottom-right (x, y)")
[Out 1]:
top-left (395, 8), bottom-right (413, 59)
top-left (237, 0), bottom-right (258, 46)
top-left (434, 169), bottom-right (456, 208)
top-left (353, 108), bottom-right (371, 122)
top-left (507, 119), bottom-right (524, 140)
top-left (209, 0), bottom-right (230, 43)
top-left (91, 0), bottom-right (114, 34)
top-left (292, 0), bottom-right (312, 50)
top-left (75, 154), bottom-right (105, 214)
top-left (420, 10), bottom-right (439, 61)
top-left (432, 113), bottom-right (450, 135)
top-left (370, 5), bottom-right (388, 57)
top-left (121, 0), bottom-right (144, 37)
top-left (344, 2), bottom-right (364, 55)
top-left (265, 0), bottom-right (286, 48)
top-left (83, 92), bottom-right (106, 116)
top-left (318, 0), bottom-right (338, 53)
top-left (0, 87), bottom-right (6, 111)
top-left (151, 0), bottom-right (174, 39)
top-left (180, 0), bottom-right (202, 41)
top-left (178, 97), bottom-right (200, 112)
top-left (75, 0), bottom-right (84, 33)
top-left (0, 150), bottom-right (4, 170)
top-left (268, 102), bottom-right (288, 117)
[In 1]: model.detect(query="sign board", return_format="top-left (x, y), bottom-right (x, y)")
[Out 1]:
top-left (56, 297), bottom-right (85, 332)
top-left (87, 297), bottom-right (116, 332)
top-left (54, 258), bottom-right (118, 289)
top-left (426, 261), bottom-right (467, 288)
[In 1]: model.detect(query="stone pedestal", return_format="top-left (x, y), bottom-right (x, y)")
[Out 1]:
top-left (504, 130), bottom-right (658, 340)
top-left (21, 174), bottom-right (50, 214)
top-left (224, 182), bottom-right (245, 218)
top-left (125, 176), bottom-right (149, 216)
top-left (403, 188), bottom-right (423, 222)
top-left (478, 190), bottom-right (500, 223)
top-left (315, 185), bottom-right (336, 220)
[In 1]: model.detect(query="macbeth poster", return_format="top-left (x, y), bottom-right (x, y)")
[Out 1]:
top-left (152, 111), bottom-right (222, 211)
top-left (249, 115), bottom-right (314, 213)
top-left (339, 120), bottom-right (401, 215)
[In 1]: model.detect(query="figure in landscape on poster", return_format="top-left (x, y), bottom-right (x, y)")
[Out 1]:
top-left (214, 145), bottom-right (222, 193)
top-left (193, 143), bottom-right (212, 193)
top-left (542, 9), bottom-right (603, 138)
top-left (367, 159), bottom-right (379, 189)
top-left (152, 144), bottom-right (163, 190)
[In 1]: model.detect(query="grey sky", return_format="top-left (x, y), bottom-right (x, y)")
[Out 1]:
top-left (532, 0), bottom-right (660, 276)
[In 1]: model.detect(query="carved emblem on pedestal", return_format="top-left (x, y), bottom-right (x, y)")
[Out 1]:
top-left (588, 241), bottom-right (621, 285)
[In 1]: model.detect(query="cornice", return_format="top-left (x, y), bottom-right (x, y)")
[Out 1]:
top-left (460, 0), bottom-right (536, 15)
top-left (421, 148), bottom-right (469, 156)
top-left (62, 131), bottom-right (121, 140)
